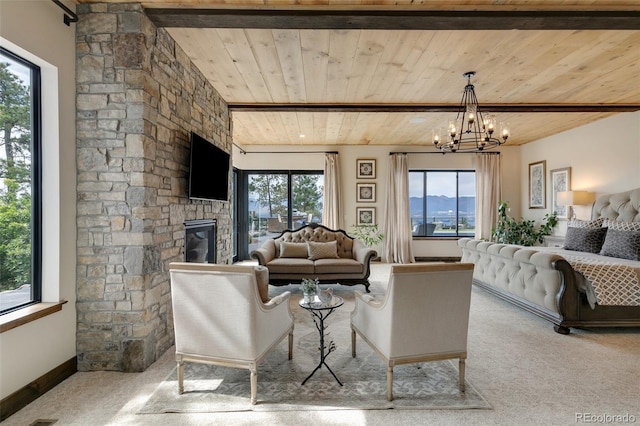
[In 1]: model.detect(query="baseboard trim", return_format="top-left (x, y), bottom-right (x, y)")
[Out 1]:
top-left (0, 356), bottom-right (77, 422)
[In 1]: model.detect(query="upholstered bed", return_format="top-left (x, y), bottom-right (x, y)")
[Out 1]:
top-left (458, 187), bottom-right (640, 334)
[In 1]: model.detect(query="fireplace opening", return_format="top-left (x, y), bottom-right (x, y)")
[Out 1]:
top-left (184, 219), bottom-right (216, 263)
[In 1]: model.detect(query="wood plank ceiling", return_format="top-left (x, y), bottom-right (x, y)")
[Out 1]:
top-left (81, 1), bottom-right (640, 148)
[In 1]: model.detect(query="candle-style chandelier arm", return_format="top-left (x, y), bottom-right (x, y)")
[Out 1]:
top-left (433, 71), bottom-right (510, 153)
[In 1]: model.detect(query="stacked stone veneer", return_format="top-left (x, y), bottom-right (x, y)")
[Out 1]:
top-left (76, 3), bottom-right (232, 372)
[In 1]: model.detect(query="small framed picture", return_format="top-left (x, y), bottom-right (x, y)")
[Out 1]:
top-left (357, 159), bottom-right (376, 179)
top-left (356, 183), bottom-right (376, 202)
top-left (529, 160), bottom-right (546, 209)
top-left (356, 207), bottom-right (376, 226)
top-left (550, 167), bottom-right (571, 219)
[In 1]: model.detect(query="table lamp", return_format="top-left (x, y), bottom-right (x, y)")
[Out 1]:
top-left (557, 190), bottom-right (596, 220)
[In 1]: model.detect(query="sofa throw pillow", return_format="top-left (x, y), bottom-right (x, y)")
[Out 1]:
top-left (563, 226), bottom-right (608, 253)
top-left (600, 229), bottom-right (640, 261)
top-left (307, 240), bottom-right (340, 260)
top-left (254, 265), bottom-right (270, 303)
top-left (567, 218), bottom-right (604, 229)
top-left (279, 242), bottom-right (309, 258)
top-left (602, 219), bottom-right (640, 232)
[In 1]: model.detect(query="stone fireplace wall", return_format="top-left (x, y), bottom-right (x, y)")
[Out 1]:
top-left (76, 3), bottom-right (232, 372)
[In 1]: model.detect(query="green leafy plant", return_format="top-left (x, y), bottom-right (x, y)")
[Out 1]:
top-left (350, 224), bottom-right (384, 247)
top-left (492, 201), bottom-right (558, 246)
top-left (301, 277), bottom-right (319, 295)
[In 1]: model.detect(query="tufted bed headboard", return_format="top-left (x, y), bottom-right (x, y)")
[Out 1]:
top-left (591, 187), bottom-right (640, 222)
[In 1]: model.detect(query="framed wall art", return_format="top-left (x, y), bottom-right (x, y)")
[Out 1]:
top-left (550, 167), bottom-right (571, 219)
top-left (356, 182), bottom-right (376, 202)
top-left (356, 159), bottom-right (376, 179)
top-left (356, 207), bottom-right (376, 226)
top-left (529, 160), bottom-right (546, 209)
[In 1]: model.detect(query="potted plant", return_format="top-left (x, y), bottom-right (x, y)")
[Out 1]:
top-left (350, 224), bottom-right (384, 247)
top-left (492, 201), bottom-right (558, 246)
top-left (301, 277), bottom-right (320, 303)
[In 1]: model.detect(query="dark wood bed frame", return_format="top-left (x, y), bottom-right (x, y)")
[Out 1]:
top-left (474, 187), bottom-right (640, 334)
top-left (473, 258), bottom-right (640, 334)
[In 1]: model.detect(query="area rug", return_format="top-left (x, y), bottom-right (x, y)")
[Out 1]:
top-left (139, 284), bottom-right (491, 413)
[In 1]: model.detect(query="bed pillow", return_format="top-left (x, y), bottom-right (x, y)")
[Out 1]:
top-left (602, 219), bottom-right (640, 232)
top-left (600, 229), bottom-right (640, 261)
top-left (307, 241), bottom-right (340, 260)
top-left (567, 218), bottom-right (604, 229)
top-left (563, 226), bottom-right (608, 253)
top-left (279, 242), bottom-right (309, 258)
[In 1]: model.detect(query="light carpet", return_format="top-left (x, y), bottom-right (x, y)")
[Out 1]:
top-left (139, 284), bottom-right (491, 413)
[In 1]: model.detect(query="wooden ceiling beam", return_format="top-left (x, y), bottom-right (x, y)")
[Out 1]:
top-left (146, 9), bottom-right (640, 30)
top-left (228, 103), bottom-right (640, 113)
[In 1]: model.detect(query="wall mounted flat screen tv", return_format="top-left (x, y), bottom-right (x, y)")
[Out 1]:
top-left (188, 132), bottom-right (230, 201)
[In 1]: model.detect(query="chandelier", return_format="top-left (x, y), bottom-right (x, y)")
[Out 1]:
top-left (433, 71), bottom-right (509, 153)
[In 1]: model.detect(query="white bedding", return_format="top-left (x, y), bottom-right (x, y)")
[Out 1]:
top-left (534, 247), bottom-right (640, 307)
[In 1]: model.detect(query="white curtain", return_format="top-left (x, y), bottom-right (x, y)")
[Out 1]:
top-left (323, 153), bottom-right (342, 230)
top-left (475, 153), bottom-right (502, 240)
top-left (382, 153), bottom-right (415, 264)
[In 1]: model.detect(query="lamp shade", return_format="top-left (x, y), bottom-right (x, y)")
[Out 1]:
top-left (557, 191), bottom-right (595, 206)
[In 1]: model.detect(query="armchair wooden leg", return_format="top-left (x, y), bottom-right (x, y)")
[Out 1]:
top-left (387, 365), bottom-right (394, 401)
top-left (459, 358), bottom-right (466, 393)
top-left (288, 331), bottom-right (293, 360)
top-left (351, 329), bottom-right (356, 357)
top-left (250, 365), bottom-right (258, 405)
top-left (177, 361), bottom-right (184, 395)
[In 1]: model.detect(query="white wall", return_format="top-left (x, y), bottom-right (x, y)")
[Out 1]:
top-left (520, 111), bottom-right (640, 235)
top-left (233, 144), bottom-right (521, 258)
top-left (0, 0), bottom-right (77, 399)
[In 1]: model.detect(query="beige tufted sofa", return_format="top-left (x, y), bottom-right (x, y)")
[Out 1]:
top-left (250, 223), bottom-right (377, 292)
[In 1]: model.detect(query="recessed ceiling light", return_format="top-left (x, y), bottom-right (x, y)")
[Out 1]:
top-left (299, 134), bottom-right (305, 138)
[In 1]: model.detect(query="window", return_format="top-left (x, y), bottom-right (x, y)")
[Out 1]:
top-left (409, 170), bottom-right (475, 237)
top-left (240, 170), bottom-right (324, 258)
top-left (0, 47), bottom-right (42, 314)
top-left (232, 168), bottom-right (238, 262)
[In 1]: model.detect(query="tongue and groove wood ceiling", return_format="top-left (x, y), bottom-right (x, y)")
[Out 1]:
top-left (81, 1), bottom-right (640, 148)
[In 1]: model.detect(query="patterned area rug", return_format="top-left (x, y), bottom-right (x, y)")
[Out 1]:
top-left (139, 285), bottom-right (491, 413)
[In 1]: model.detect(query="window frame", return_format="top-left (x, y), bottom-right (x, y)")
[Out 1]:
top-left (0, 46), bottom-right (42, 315)
top-left (232, 167), bottom-right (239, 263)
top-left (410, 169), bottom-right (476, 238)
top-left (236, 169), bottom-right (323, 260)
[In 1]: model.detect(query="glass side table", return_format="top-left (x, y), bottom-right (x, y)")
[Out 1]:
top-left (298, 295), bottom-right (344, 386)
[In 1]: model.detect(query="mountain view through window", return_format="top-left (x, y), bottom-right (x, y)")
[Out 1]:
top-left (409, 171), bottom-right (475, 237)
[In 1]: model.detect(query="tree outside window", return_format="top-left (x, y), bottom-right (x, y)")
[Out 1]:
top-left (246, 171), bottom-right (323, 254)
top-left (0, 49), bottom-right (40, 313)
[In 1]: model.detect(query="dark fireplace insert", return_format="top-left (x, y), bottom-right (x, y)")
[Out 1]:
top-left (184, 219), bottom-right (216, 263)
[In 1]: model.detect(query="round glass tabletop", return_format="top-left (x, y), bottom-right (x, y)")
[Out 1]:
top-left (299, 295), bottom-right (344, 310)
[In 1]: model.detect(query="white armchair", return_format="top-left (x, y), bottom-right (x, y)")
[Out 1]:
top-left (169, 262), bottom-right (294, 405)
top-left (350, 263), bottom-right (474, 401)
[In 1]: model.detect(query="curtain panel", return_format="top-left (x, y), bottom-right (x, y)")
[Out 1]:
top-left (475, 153), bottom-right (502, 240)
top-left (382, 154), bottom-right (415, 264)
top-left (323, 153), bottom-right (343, 230)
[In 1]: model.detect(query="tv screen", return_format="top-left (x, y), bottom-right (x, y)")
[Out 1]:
top-left (188, 132), bottom-right (230, 201)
